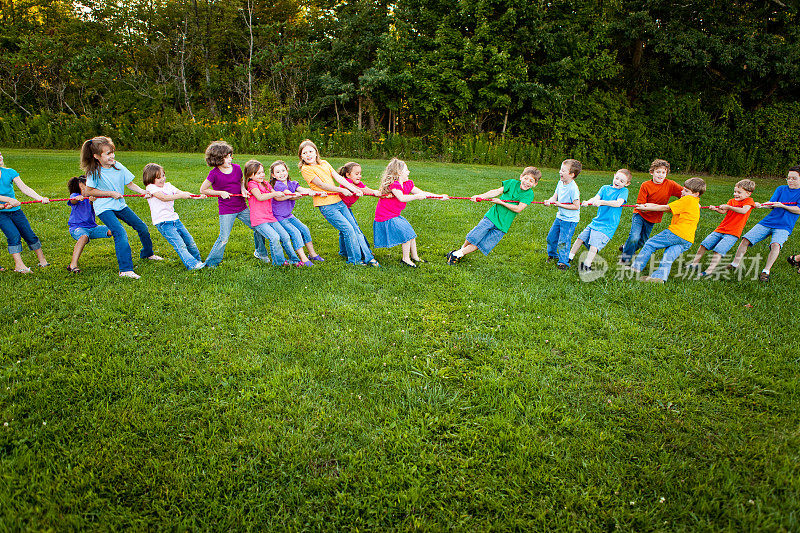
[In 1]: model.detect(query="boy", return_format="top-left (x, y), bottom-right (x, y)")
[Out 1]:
top-left (727, 166), bottom-right (800, 282)
top-left (629, 177), bottom-right (706, 283)
top-left (544, 159), bottom-right (581, 269)
top-left (686, 179), bottom-right (755, 277)
top-left (568, 168), bottom-right (631, 271)
top-left (618, 159), bottom-right (683, 264)
top-left (447, 166), bottom-right (541, 264)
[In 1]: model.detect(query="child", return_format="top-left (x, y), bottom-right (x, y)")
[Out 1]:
top-left (687, 179), bottom-right (756, 277)
top-left (81, 136), bottom-right (162, 280)
top-left (244, 159), bottom-right (308, 266)
top-left (66, 175), bottom-right (112, 273)
top-left (298, 139), bottom-right (379, 266)
top-left (629, 177), bottom-right (706, 283)
top-left (373, 158), bottom-right (447, 267)
top-left (0, 150), bottom-right (50, 273)
top-left (568, 168), bottom-right (631, 271)
top-left (337, 161), bottom-right (377, 260)
top-left (544, 159), bottom-right (582, 269)
top-left (199, 140), bottom-right (268, 267)
top-left (727, 166), bottom-right (800, 282)
top-left (447, 166), bottom-right (541, 265)
top-left (270, 160), bottom-right (325, 262)
top-left (618, 159), bottom-right (683, 264)
top-left (143, 163), bottom-right (206, 270)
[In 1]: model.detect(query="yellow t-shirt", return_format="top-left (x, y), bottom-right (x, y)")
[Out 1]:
top-left (667, 195), bottom-right (700, 243)
top-left (300, 161), bottom-right (341, 207)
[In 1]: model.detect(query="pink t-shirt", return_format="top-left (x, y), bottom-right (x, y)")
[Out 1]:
top-left (248, 180), bottom-right (277, 225)
top-left (342, 177), bottom-right (365, 208)
top-left (375, 180), bottom-right (414, 222)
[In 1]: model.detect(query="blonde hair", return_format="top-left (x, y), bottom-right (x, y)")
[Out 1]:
top-left (617, 168), bottom-right (633, 185)
top-left (269, 160), bottom-right (289, 187)
top-left (736, 179), bottom-right (756, 193)
top-left (142, 163), bottom-right (164, 186)
top-left (297, 139), bottom-right (321, 169)
top-left (684, 177), bottom-right (706, 195)
top-left (79, 136), bottom-right (116, 178)
top-left (562, 159), bottom-right (582, 178)
top-left (521, 166), bottom-right (542, 183)
top-left (378, 158), bottom-right (406, 196)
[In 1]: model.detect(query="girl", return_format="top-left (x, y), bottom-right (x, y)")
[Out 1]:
top-left (373, 158), bottom-right (448, 267)
top-left (244, 159), bottom-right (307, 266)
top-left (143, 163), bottom-right (206, 270)
top-left (270, 160), bottom-right (325, 262)
top-left (66, 175), bottom-right (112, 273)
top-left (199, 141), bottom-right (268, 267)
top-left (0, 150), bottom-right (50, 273)
top-left (297, 139), bottom-right (379, 266)
top-left (337, 161), bottom-right (377, 260)
top-left (82, 136), bottom-right (162, 280)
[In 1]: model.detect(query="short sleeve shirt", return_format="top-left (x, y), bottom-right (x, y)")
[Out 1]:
top-left (484, 179), bottom-right (535, 233)
top-left (375, 180), bottom-right (414, 222)
top-left (86, 162), bottom-right (135, 215)
top-left (272, 180), bottom-right (298, 221)
top-left (714, 197), bottom-right (755, 237)
top-left (588, 185), bottom-right (629, 237)
top-left (0, 167), bottom-right (20, 212)
top-left (67, 193), bottom-right (98, 229)
top-left (145, 182), bottom-right (181, 225)
top-left (758, 185), bottom-right (800, 232)
top-left (300, 161), bottom-right (341, 207)
top-left (555, 180), bottom-right (580, 222)
top-left (206, 164), bottom-right (247, 215)
top-left (667, 195), bottom-right (701, 243)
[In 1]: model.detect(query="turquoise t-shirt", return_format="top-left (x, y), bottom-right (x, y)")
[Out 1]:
top-left (485, 179), bottom-right (535, 233)
top-left (86, 163), bottom-right (135, 216)
top-left (587, 185), bottom-right (629, 237)
top-left (555, 180), bottom-right (580, 222)
top-left (0, 167), bottom-right (21, 212)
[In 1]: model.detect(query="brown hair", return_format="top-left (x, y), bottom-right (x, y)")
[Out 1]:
top-left (269, 160), bottom-right (289, 187)
top-left (205, 141), bottom-right (233, 167)
top-left (562, 159), bottom-right (582, 178)
top-left (67, 175), bottom-right (87, 195)
top-left (684, 177), bottom-right (706, 195)
top-left (378, 158), bottom-right (406, 196)
top-left (735, 179), bottom-right (756, 193)
top-left (243, 159), bottom-right (264, 183)
top-left (521, 166), bottom-right (542, 183)
top-left (297, 139), bottom-right (321, 169)
top-left (79, 136), bottom-right (116, 178)
top-left (142, 163), bottom-right (165, 186)
top-left (649, 159), bottom-right (670, 174)
top-left (338, 162), bottom-right (361, 182)
top-left (617, 168), bottom-right (633, 184)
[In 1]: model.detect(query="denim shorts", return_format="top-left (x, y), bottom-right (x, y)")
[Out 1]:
top-left (465, 217), bottom-right (506, 255)
top-left (576, 227), bottom-right (611, 251)
top-left (69, 226), bottom-right (111, 241)
top-left (700, 231), bottom-right (739, 255)
top-left (742, 223), bottom-right (790, 248)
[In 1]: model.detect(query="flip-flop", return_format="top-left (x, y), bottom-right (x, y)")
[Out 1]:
top-left (66, 266), bottom-right (82, 273)
top-left (38, 262), bottom-right (50, 268)
top-left (14, 267), bottom-right (32, 274)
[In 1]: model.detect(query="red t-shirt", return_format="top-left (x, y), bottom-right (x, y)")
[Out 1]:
top-left (715, 197), bottom-right (755, 237)
top-left (634, 179), bottom-right (684, 223)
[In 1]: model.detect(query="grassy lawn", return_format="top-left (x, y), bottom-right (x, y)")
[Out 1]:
top-left (1, 149), bottom-right (798, 530)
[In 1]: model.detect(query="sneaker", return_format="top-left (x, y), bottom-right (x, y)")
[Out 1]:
top-left (119, 271), bottom-right (141, 279)
top-left (446, 250), bottom-right (460, 265)
top-left (192, 262), bottom-right (206, 270)
top-left (618, 245), bottom-right (624, 252)
top-left (310, 255), bottom-right (325, 262)
top-left (301, 261), bottom-right (314, 267)
top-left (253, 251), bottom-right (270, 262)
top-left (557, 263), bottom-right (569, 270)
top-left (758, 271), bottom-right (770, 282)
top-left (726, 263), bottom-right (739, 272)
top-left (641, 276), bottom-right (665, 284)
top-left (281, 261), bottom-right (291, 266)
top-left (367, 259), bottom-right (381, 267)
top-left (147, 255), bottom-right (164, 261)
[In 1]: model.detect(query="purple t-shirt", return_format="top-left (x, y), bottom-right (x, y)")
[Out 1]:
top-left (272, 180), bottom-right (298, 221)
top-left (207, 164), bottom-right (247, 215)
top-left (67, 193), bottom-right (98, 230)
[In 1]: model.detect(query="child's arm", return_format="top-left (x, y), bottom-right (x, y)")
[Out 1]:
top-left (308, 176), bottom-right (353, 197)
top-left (553, 197), bottom-right (580, 210)
top-left (83, 185), bottom-right (124, 200)
top-left (409, 186), bottom-right (449, 200)
top-left (199, 178), bottom-right (232, 199)
top-left (149, 188), bottom-right (193, 202)
top-left (490, 198), bottom-right (528, 213)
top-left (636, 203), bottom-right (671, 212)
top-left (759, 201), bottom-right (800, 214)
top-left (543, 190), bottom-right (558, 206)
top-left (470, 186), bottom-right (504, 202)
top-left (0, 194), bottom-right (21, 208)
top-left (596, 197), bottom-right (625, 208)
top-left (330, 169), bottom-right (362, 196)
top-left (248, 184), bottom-right (284, 202)
top-left (390, 188), bottom-right (428, 203)
top-left (581, 194), bottom-right (601, 207)
top-left (716, 204), bottom-right (752, 214)
top-left (11, 177), bottom-right (49, 204)
top-left (292, 185), bottom-right (327, 197)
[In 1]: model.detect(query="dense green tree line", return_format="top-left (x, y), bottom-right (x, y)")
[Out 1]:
top-left (1, 0), bottom-right (799, 174)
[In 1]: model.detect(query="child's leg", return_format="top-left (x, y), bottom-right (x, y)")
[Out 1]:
top-left (705, 252), bottom-right (723, 274)
top-left (458, 241), bottom-right (479, 256)
top-left (339, 204), bottom-right (374, 263)
top-left (631, 231), bottom-right (671, 273)
top-left (0, 211), bottom-right (28, 270)
top-left (254, 223), bottom-right (285, 265)
top-left (98, 209), bottom-right (135, 272)
top-left (320, 204), bottom-right (360, 263)
top-left (729, 239), bottom-right (751, 267)
top-left (764, 242), bottom-right (782, 273)
top-left (287, 216), bottom-right (318, 257)
top-left (10, 209), bottom-right (46, 265)
top-left (585, 245), bottom-right (599, 266)
top-left (205, 213), bottom-right (237, 267)
top-left (409, 238), bottom-right (422, 261)
top-left (546, 219), bottom-right (561, 259)
top-left (401, 240), bottom-right (413, 263)
top-left (175, 221), bottom-right (203, 263)
top-left (157, 221), bottom-right (203, 269)
top-left (690, 246), bottom-right (708, 265)
top-left (70, 235), bottom-right (90, 269)
top-left (620, 214), bottom-right (654, 262)
top-left (278, 219), bottom-right (309, 262)
top-left (650, 239), bottom-right (691, 281)
top-left (557, 221), bottom-right (578, 265)
top-left (269, 222), bottom-right (301, 263)
top-left (569, 238), bottom-right (584, 260)
top-left (236, 208), bottom-right (268, 258)
top-left (116, 206), bottom-right (156, 259)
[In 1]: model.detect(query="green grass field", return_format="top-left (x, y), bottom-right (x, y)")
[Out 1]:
top-left (1, 149), bottom-right (798, 530)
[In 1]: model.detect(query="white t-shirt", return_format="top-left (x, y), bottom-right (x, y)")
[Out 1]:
top-left (146, 182), bottom-right (181, 225)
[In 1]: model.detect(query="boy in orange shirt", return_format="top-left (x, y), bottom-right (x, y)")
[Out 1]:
top-left (618, 159), bottom-right (683, 264)
top-left (686, 179), bottom-right (755, 277)
top-left (628, 177), bottom-right (706, 283)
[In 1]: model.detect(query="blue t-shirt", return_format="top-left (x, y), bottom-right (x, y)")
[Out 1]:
top-left (588, 185), bottom-right (629, 237)
top-left (86, 162), bottom-right (135, 215)
top-left (67, 193), bottom-right (98, 229)
top-left (0, 167), bottom-right (21, 212)
top-left (555, 180), bottom-right (580, 222)
top-left (758, 185), bottom-right (800, 232)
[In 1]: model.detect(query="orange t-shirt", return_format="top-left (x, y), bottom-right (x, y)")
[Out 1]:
top-left (714, 197), bottom-right (755, 237)
top-left (300, 160), bottom-right (341, 207)
top-left (667, 195), bottom-right (701, 243)
top-left (634, 179), bottom-right (684, 223)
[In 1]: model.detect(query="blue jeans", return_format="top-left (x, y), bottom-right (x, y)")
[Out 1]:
top-left (278, 215), bottom-right (312, 248)
top-left (0, 209), bottom-right (41, 254)
top-left (631, 229), bottom-right (691, 280)
top-left (546, 218), bottom-right (578, 265)
top-left (155, 219), bottom-right (203, 269)
top-left (253, 221), bottom-right (300, 265)
top-left (97, 206), bottom-right (154, 272)
top-left (620, 213), bottom-right (655, 262)
top-left (319, 201), bottom-right (373, 264)
top-left (205, 208), bottom-right (268, 267)
top-left (338, 207), bottom-right (371, 259)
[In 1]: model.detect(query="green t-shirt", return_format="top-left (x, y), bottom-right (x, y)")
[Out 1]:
top-left (484, 179), bottom-right (535, 233)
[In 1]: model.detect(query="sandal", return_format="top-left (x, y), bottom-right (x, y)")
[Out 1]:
top-left (787, 255), bottom-right (800, 268)
top-left (38, 262), bottom-right (50, 268)
top-left (14, 267), bottom-right (32, 274)
top-left (67, 266), bottom-right (82, 273)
